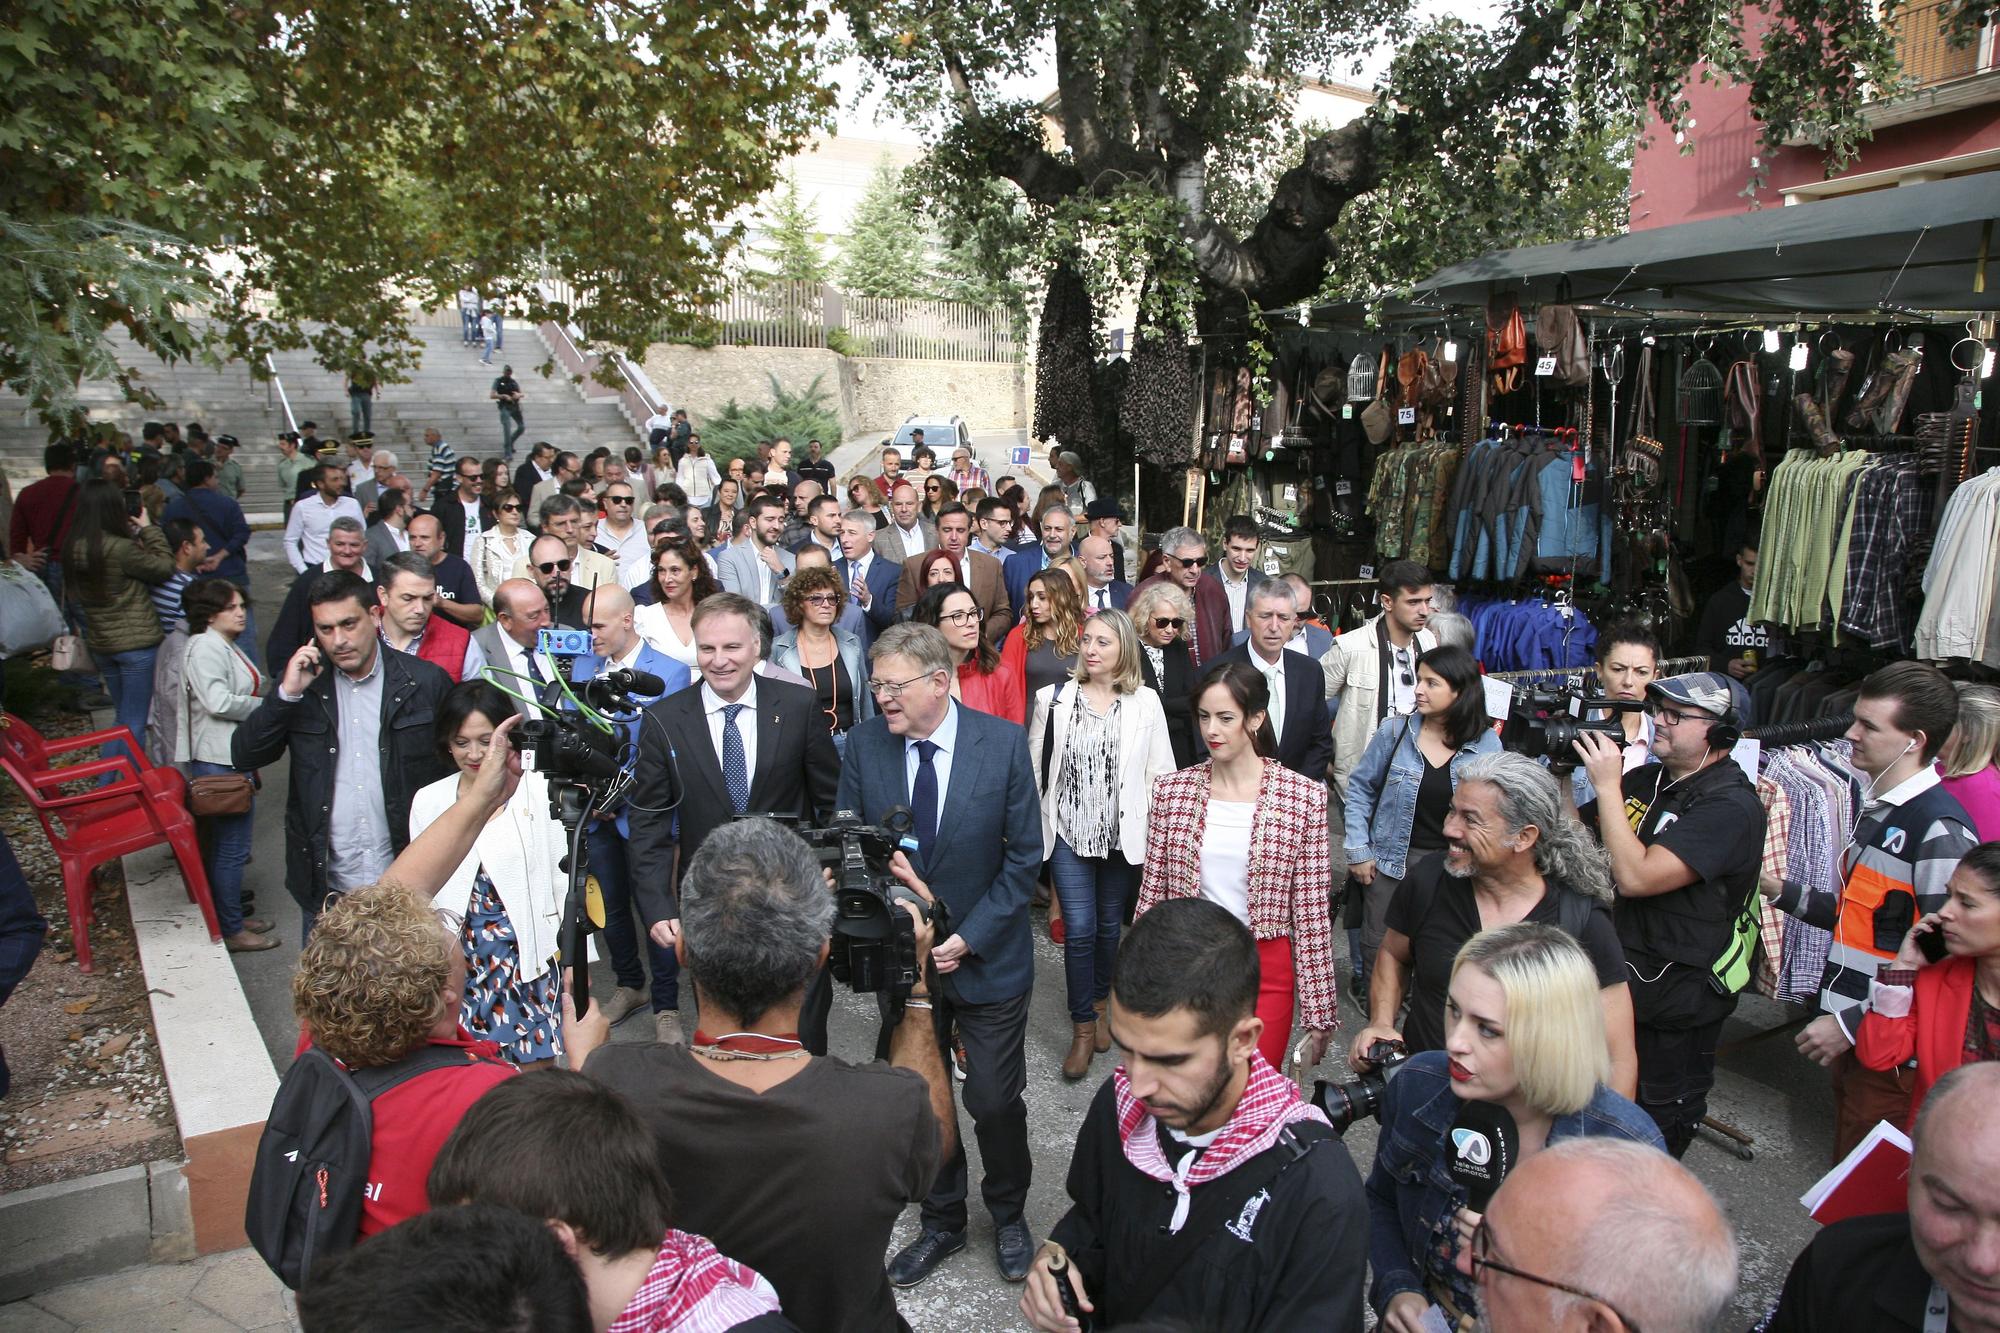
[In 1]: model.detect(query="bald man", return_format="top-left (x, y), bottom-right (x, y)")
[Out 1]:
top-left (1460, 1138), bottom-right (1736, 1333)
top-left (1763, 1062), bottom-right (2000, 1332)
top-left (570, 582), bottom-right (692, 1032)
top-left (472, 578), bottom-right (556, 713)
top-left (1076, 534), bottom-right (1131, 614)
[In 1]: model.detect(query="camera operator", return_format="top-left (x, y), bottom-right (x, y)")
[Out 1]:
top-left (1563, 622), bottom-right (1661, 808)
top-left (1353, 752), bottom-right (1636, 1099)
top-left (1022, 899), bottom-right (1366, 1333)
top-left (1573, 671), bottom-right (1766, 1158)
top-left (577, 818), bottom-right (952, 1333)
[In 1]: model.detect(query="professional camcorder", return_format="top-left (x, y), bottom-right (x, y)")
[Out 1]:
top-left (780, 808), bottom-right (946, 1004)
top-left (1313, 1039), bottom-right (1411, 1134)
top-left (1500, 683), bottom-right (1645, 766)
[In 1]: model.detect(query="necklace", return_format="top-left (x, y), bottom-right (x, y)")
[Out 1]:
top-left (690, 1030), bottom-right (809, 1062)
top-left (801, 633), bottom-right (842, 733)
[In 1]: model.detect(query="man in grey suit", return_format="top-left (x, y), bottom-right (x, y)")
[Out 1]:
top-left (714, 494), bottom-right (796, 606)
top-left (474, 578), bottom-right (558, 712)
top-left (871, 480), bottom-right (935, 564)
top-left (838, 622), bottom-right (1042, 1289)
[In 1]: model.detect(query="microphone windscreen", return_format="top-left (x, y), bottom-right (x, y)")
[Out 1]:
top-left (1447, 1099), bottom-right (1519, 1212)
top-left (621, 668), bottom-right (667, 696)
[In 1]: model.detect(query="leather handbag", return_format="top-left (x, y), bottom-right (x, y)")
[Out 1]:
top-left (189, 771), bottom-right (256, 817)
top-left (51, 633), bottom-right (92, 673)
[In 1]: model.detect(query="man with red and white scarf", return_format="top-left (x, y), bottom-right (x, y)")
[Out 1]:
top-left (429, 1070), bottom-right (795, 1333)
top-left (1023, 898), bottom-right (1367, 1332)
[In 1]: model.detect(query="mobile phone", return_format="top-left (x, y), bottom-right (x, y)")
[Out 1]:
top-left (1918, 927), bottom-right (1950, 964)
top-left (122, 488), bottom-right (142, 518)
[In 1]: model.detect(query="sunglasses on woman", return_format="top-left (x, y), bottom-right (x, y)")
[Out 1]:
top-left (1152, 617), bottom-right (1185, 630)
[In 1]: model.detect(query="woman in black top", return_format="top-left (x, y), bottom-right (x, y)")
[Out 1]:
top-left (1129, 580), bottom-right (1202, 768)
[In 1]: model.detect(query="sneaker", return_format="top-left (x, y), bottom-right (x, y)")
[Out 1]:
top-left (654, 1011), bottom-right (685, 1045)
top-left (951, 1036), bottom-right (968, 1082)
top-left (598, 986), bottom-right (648, 1027)
top-left (885, 1228), bottom-right (965, 1289)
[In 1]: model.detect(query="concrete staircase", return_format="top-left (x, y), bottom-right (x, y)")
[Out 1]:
top-left (0, 323), bottom-right (644, 520)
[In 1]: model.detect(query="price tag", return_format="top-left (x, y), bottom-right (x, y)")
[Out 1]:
top-left (1335, 479), bottom-right (1353, 496)
top-left (1397, 407), bottom-right (1416, 425)
top-left (1359, 564), bottom-right (1376, 580)
top-left (1283, 484), bottom-right (1298, 505)
top-left (1342, 404), bottom-right (1353, 420)
top-left (1536, 355), bottom-right (1558, 377)
top-left (1263, 556), bottom-right (1281, 576)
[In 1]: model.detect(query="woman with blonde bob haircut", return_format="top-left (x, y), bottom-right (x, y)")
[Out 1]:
top-left (1941, 681), bottom-right (2000, 841)
top-left (1364, 923), bottom-right (1664, 1333)
top-left (1028, 608), bottom-right (1176, 1079)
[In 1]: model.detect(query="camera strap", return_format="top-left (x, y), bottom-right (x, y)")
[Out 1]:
top-left (1119, 1121), bottom-right (1332, 1320)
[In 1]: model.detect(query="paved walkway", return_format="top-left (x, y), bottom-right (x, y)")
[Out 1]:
top-left (0, 1249), bottom-right (294, 1332)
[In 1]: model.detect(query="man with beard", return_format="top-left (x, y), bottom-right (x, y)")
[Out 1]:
top-left (1022, 899), bottom-right (1366, 1332)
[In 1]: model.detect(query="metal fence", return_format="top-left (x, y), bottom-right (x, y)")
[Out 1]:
top-left (703, 281), bottom-right (1020, 364)
top-left (1890, 0), bottom-right (1996, 90)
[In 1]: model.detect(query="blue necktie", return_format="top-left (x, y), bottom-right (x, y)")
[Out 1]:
top-left (911, 739), bottom-right (939, 862)
top-left (721, 703), bottom-right (749, 814)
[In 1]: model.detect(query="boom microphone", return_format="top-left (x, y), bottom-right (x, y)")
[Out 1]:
top-left (1447, 1100), bottom-right (1519, 1212)
top-left (608, 667), bottom-right (667, 697)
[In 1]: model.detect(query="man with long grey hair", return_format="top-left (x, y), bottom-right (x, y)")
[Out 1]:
top-left (1349, 751), bottom-right (1639, 1100)
top-left (581, 817), bottom-right (953, 1333)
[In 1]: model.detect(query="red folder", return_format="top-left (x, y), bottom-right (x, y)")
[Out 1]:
top-left (1801, 1120), bottom-right (1913, 1225)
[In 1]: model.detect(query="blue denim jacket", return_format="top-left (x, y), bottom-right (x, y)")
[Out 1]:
top-left (1342, 720), bottom-right (1500, 879)
top-left (1363, 1050), bottom-right (1665, 1316)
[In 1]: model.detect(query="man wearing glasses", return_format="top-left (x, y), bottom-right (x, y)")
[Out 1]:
top-left (513, 494), bottom-right (616, 593)
top-left (1129, 526), bottom-right (1231, 670)
top-left (594, 481), bottom-right (649, 587)
top-left (1459, 1139), bottom-right (1735, 1332)
top-left (1573, 672), bottom-right (1766, 1159)
top-left (429, 458), bottom-right (493, 560)
top-left (525, 533), bottom-right (590, 627)
top-left (1324, 560), bottom-right (1438, 803)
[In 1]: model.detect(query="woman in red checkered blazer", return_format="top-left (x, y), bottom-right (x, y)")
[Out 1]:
top-left (1137, 660), bottom-right (1338, 1072)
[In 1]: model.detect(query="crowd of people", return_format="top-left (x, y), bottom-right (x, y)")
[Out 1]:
top-left (9, 420), bottom-right (2000, 1333)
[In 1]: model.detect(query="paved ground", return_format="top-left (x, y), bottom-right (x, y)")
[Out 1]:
top-left (17, 522), bottom-right (1840, 1331)
top-left (0, 1249), bottom-right (295, 1332)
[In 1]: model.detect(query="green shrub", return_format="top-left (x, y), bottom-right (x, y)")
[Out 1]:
top-left (701, 373), bottom-right (842, 463)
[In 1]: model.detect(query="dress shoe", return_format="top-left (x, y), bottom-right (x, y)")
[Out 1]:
top-left (654, 1010), bottom-right (685, 1045)
top-left (886, 1228), bottom-right (965, 1288)
top-left (1092, 998), bottom-right (1111, 1053)
top-left (995, 1220), bottom-right (1034, 1283)
top-left (241, 917), bottom-right (275, 935)
top-left (224, 930), bottom-right (279, 953)
top-left (1062, 1022), bottom-right (1095, 1080)
top-left (597, 986), bottom-right (648, 1027)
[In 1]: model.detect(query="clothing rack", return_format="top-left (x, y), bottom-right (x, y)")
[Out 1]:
top-left (1741, 712), bottom-right (1854, 747)
top-left (1485, 654), bottom-right (1707, 685)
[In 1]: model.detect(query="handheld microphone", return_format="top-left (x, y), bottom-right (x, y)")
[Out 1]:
top-left (1447, 1100), bottom-right (1519, 1212)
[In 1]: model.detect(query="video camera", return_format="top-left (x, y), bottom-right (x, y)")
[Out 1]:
top-left (506, 630), bottom-right (661, 815)
top-left (781, 808), bottom-right (946, 1006)
top-left (1500, 682), bottom-right (1645, 767)
top-left (1312, 1039), bottom-right (1411, 1134)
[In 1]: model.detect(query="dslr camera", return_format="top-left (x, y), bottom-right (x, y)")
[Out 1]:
top-left (786, 808), bottom-right (946, 1003)
top-left (1500, 683), bottom-right (1644, 767)
top-left (1313, 1039), bottom-right (1411, 1134)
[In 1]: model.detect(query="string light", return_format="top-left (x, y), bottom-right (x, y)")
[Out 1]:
top-left (1442, 339), bottom-right (1458, 363)
top-left (1762, 327), bottom-right (1781, 353)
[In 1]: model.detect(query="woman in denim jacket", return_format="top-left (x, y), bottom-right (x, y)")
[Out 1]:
top-left (1345, 645), bottom-right (1501, 982)
top-left (1366, 923), bottom-right (1663, 1332)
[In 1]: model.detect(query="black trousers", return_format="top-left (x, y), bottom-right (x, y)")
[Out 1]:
top-left (1635, 1016), bottom-right (1727, 1159)
top-left (920, 985), bottom-right (1032, 1232)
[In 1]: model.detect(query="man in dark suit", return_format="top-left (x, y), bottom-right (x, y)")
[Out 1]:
top-left (838, 621), bottom-right (1042, 1289)
top-left (512, 441), bottom-right (555, 522)
top-left (1075, 533), bottom-right (1132, 614)
top-left (1002, 503), bottom-right (1075, 625)
top-left (840, 509), bottom-right (901, 647)
top-left (871, 480), bottom-right (934, 563)
top-left (1082, 497), bottom-right (1130, 582)
top-left (428, 456), bottom-right (493, 560)
top-left (897, 504), bottom-right (1010, 643)
top-left (1219, 580), bottom-right (1333, 780)
top-left (625, 592), bottom-right (839, 1044)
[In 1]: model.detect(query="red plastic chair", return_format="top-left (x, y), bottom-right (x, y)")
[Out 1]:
top-left (0, 714), bottom-right (219, 971)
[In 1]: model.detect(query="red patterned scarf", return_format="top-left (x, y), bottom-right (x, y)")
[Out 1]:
top-left (606, 1229), bottom-right (784, 1333)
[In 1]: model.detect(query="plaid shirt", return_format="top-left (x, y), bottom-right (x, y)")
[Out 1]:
top-left (1838, 458), bottom-right (1931, 651)
top-left (607, 1230), bottom-right (784, 1333)
top-left (1138, 760), bottom-right (1339, 1031)
top-left (1753, 776), bottom-right (1792, 1000)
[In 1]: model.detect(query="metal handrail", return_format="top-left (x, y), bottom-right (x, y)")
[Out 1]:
top-left (265, 353), bottom-right (298, 434)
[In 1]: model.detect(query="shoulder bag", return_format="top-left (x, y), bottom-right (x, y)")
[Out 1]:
top-left (183, 639), bottom-right (257, 816)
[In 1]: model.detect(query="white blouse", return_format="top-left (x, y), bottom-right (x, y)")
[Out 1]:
top-left (1198, 800), bottom-right (1255, 926)
top-left (407, 771), bottom-right (567, 981)
top-left (633, 601), bottom-right (698, 666)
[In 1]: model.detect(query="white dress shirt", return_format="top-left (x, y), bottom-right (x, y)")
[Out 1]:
top-left (1250, 643), bottom-right (1286, 740)
top-left (702, 678), bottom-right (759, 781)
top-left (895, 523), bottom-right (925, 559)
top-left (283, 493), bottom-right (366, 572)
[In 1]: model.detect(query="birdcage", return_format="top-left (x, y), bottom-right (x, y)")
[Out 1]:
top-left (1677, 357), bottom-right (1724, 425)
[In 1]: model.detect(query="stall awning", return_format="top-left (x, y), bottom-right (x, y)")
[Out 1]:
top-left (1413, 174), bottom-right (2000, 314)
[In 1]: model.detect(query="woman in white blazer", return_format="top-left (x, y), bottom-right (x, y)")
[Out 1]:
top-left (175, 580), bottom-right (276, 953)
top-left (1027, 607), bottom-right (1176, 1080)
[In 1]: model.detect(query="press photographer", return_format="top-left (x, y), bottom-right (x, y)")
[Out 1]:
top-left (580, 817), bottom-right (953, 1333)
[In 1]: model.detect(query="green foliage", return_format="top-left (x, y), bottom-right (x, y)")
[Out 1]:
top-left (751, 171), bottom-right (832, 287)
top-left (1, 0), bottom-right (835, 438)
top-left (701, 373), bottom-right (842, 462)
top-left (837, 157), bottom-right (934, 299)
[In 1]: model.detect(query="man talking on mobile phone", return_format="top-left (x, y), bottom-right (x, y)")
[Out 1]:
top-left (232, 570), bottom-right (456, 943)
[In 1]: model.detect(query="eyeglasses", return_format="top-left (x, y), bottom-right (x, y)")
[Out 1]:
top-left (1647, 703), bottom-right (1698, 727)
top-left (1470, 1220), bottom-right (1642, 1333)
top-left (605, 495), bottom-right (635, 504)
top-left (868, 671), bottom-right (943, 698)
top-left (1167, 552), bottom-right (1209, 569)
top-left (925, 483), bottom-right (942, 492)
top-left (1152, 617), bottom-right (1185, 630)
top-left (940, 607), bottom-right (983, 626)
top-left (802, 593), bottom-right (840, 606)
top-left (534, 558), bottom-right (573, 574)
top-left (499, 503), bottom-right (522, 513)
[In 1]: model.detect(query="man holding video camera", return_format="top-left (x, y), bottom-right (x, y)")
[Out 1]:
top-left (578, 817), bottom-right (952, 1333)
top-left (838, 621), bottom-right (1043, 1288)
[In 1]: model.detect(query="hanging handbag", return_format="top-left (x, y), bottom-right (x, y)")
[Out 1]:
top-left (1360, 348), bottom-right (1395, 445)
top-left (51, 632), bottom-right (92, 673)
top-left (181, 638), bottom-right (258, 817)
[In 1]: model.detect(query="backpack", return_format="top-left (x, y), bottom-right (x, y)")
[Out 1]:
top-left (246, 1043), bottom-right (488, 1288)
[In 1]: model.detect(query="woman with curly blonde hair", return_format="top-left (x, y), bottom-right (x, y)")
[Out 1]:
top-left (292, 881), bottom-right (516, 1237)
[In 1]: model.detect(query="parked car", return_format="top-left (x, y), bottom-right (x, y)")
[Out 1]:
top-left (891, 415), bottom-right (972, 462)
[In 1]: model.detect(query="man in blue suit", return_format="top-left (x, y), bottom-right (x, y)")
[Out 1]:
top-left (839, 622), bottom-right (1042, 1288)
top-left (567, 584), bottom-right (691, 1034)
top-left (1002, 503), bottom-right (1075, 627)
top-left (1076, 533), bottom-right (1132, 614)
top-left (839, 508), bottom-right (902, 648)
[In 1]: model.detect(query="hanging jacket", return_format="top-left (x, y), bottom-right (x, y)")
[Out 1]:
top-left (1514, 451), bottom-right (1616, 580)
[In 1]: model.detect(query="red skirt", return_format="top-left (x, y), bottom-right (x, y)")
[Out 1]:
top-left (1255, 936), bottom-right (1295, 1071)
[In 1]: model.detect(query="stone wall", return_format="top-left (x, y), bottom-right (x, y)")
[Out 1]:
top-left (639, 343), bottom-right (1030, 438)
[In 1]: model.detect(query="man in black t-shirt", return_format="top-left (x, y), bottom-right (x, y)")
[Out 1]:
top-left (1696, 539), bottom-right (1786, 683)
top-left (1351, 751), bottom-right (1635, 1098)
top-left (1576, 671), bottom-right (1765, 1158)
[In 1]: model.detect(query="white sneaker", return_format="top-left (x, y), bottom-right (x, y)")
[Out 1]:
top-left (597, 986), bottom-right (648, 1027)
top-left (654, 1011), bottom-right (686, 1046)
